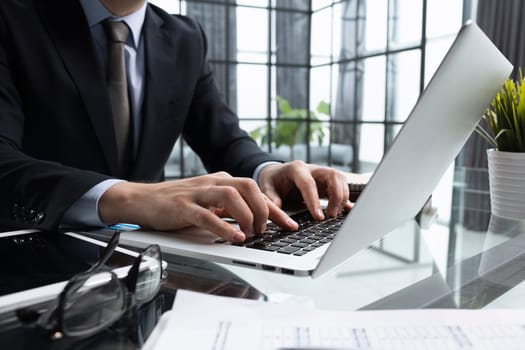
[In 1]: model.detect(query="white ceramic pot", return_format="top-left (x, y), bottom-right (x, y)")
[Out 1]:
top-left (487, 149), bottom-right (525, 220)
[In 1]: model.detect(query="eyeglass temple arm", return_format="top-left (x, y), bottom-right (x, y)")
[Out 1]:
top-left (87, 230), bottom-right (121, 272)
top-left (125, 249), bottom-right (142, 293)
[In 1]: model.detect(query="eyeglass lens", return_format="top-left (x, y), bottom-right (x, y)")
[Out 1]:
top-left (62, 271), bottom-right (126, 336)
top-left (134, 245), bottom-right (162, 303)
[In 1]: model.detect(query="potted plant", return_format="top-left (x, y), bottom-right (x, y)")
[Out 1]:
top-left (476, 70), bottom-right (525, 219)
top-left (250, 96), bottom-right (328, 160)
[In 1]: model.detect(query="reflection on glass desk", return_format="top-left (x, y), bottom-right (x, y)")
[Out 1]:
top-left (0, 234), bottom-right (262, 350)
top-left (2, 166), bottom-right (525, 348)
top-left (218, 167), bottom-right (525, 312)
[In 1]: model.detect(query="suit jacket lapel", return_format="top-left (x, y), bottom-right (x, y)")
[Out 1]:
top-left (131, 8), bottom-right (181, 180)
top-left (36, 0), bottom-right (120, 176)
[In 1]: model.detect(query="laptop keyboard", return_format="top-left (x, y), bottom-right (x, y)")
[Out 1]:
top-left (215, 210), bottom-right (348, 256)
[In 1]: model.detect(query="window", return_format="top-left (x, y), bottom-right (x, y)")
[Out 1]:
top-left (150, 0), bottom-right (466, 178)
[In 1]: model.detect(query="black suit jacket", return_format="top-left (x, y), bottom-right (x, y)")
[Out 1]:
top-left (0, 0), bottom-right (276, 230)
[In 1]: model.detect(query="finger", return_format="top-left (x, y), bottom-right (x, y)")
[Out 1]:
top-left (337, 176), bottom-right (352, 212)
top-left (257, 163), bottom-right (285, 208)
top-left (342, 178), bottom-right (350, 209)
top-left (325, 172), bottom-right (349, 217)
top-left (215, 178), bottom-right (269, 234)
top-left (188, 204), bottom-right (246, 242)
top-left (213, 207), bottom-right (230, 218)
top-left (197, 186), bottom-right (256, 236)
top-left (266, 196), bottom-right (298, 231)
top-left (291, 165), bottom-right (324, 220)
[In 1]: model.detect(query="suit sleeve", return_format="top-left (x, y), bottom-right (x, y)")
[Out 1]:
top-left (0, 15), bottom-right (111, 231)
top-left (182, 22), bottom-right (281, 178)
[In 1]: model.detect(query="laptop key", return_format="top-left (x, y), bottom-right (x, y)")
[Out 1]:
top-left (317, 231), bottom-right (333, 237)
top-left (277, 246), bottom-right (301, 254)
top-left (293, 250), bottom-right (309, 256)
top-left (297, 231), bottom-right (312, 237)
top-left (246, 241), bottom-right (266, 248)
top-left (310, 235), bottom-right (325, 241)
top-left (287, 234), bottom-right (302, 240)
top-left (249, 243), bottom-right (280, 251)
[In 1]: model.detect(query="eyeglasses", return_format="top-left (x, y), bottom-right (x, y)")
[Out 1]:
top-left (16, 231), bottom-right (164, 340)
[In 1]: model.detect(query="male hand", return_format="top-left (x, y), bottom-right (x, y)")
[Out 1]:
top-left (98, 172), bottom-right (297, 242)
top-left (257, 160), bottom-right (352, 221)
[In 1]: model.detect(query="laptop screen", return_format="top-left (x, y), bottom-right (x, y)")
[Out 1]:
top-left (313, 22), bottom-right (513, 277)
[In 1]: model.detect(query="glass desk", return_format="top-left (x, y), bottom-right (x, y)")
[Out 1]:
top-left (2, 166), bottom-right (525, 348)
top-left (221, 167), bottom-right (525, 311)
top-left (223, 213), bottom-right (525, 311)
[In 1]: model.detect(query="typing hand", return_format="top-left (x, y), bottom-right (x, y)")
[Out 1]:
top-left (98, 172), bottom-right (297, 242)
top-left (258, 161), bottom-right (352, 220)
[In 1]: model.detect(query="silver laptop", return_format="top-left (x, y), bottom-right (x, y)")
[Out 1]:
top-left (109, 22), bottom-right (512, 278)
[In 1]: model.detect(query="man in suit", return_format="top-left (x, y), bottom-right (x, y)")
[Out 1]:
top-left (0, 0), bottom-right (351, 242)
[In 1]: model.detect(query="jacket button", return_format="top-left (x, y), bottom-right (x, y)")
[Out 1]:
top-left (34, 212), bottom-right (45, 224)
top-left (11, 203), bottom-right (20, 219)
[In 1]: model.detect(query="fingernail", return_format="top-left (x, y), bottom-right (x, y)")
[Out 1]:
top-left (287, 219), bottom-right (298, 229)
top-left (316, 208), bottom-right (325, 219)
top-left (233, 230), bottom-right (245, 242)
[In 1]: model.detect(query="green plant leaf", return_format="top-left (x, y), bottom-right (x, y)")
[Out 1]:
top-left (250, 127), bottom-right (262, 141)
top-left (478, 71), bottom-right (525, 152)
top-left (317, 101), bottom-right (330, 116)
top-left (250, 96), bottom-right (330, 157)
top-left (276, 95), bottom-right (292, 114)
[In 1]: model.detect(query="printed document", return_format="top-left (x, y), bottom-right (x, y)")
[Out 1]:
top-left (144, 289), bottom-right (525, 350)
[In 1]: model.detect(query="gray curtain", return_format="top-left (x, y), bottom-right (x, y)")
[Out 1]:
top-left (333, 0), bottom-right (366, 171)
top-left (169, 1), bottom-right (237, 177)
top-left (186, 0), bottom-right (237, 111)
top-left (275, 1), bottom-right (310, 111)
top-left (477, 0), bottom-right (525, 78)
top-left (456, 0), bottom-right (525, 230)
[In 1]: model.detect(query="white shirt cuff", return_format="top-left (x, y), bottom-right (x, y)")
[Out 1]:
top-left (62, 179), bottom-right (126, 227)
top-left (252, 161), bottom-right (281, 186)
